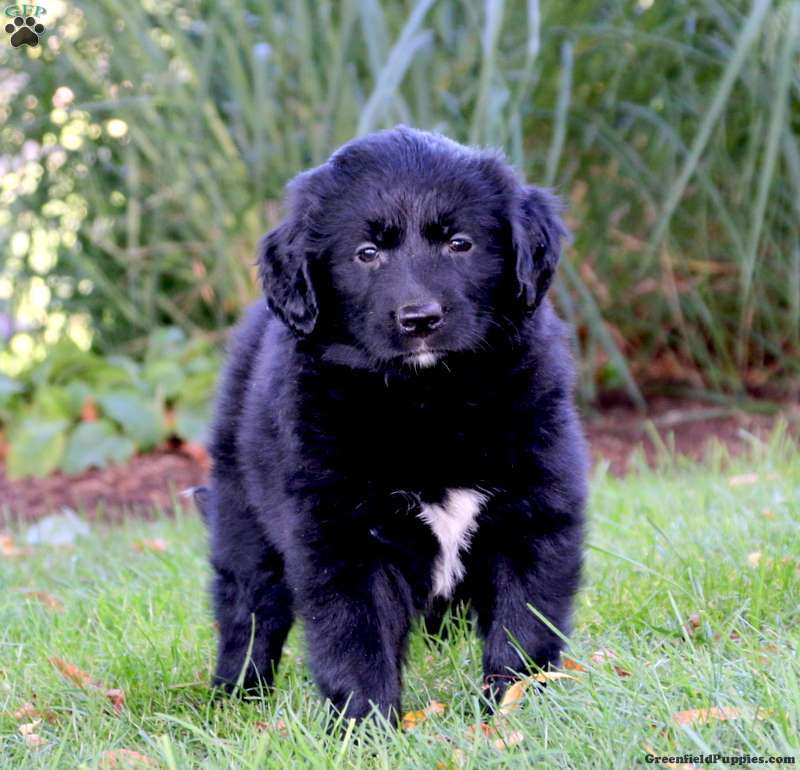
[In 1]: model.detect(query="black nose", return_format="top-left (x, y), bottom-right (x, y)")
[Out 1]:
top-left (396, 301), bottom-right (444, 335)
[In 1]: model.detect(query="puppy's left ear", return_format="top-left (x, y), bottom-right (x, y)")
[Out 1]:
top-left (258, 222), bottom-right (318, 336)
top-left (258, 172), bottom-right (320, 336)
top-left (511, 186), bottom-right (569, 313)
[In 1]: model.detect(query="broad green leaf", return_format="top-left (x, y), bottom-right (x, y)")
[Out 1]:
top-left (174, 403), bottom-right (211, 444)
top-left (146, 327), bottom-right (187, 363)
top-left (62, 420), bottom-right (136, 474)
top-left (31, 386), bottom-right (76, 421)
top-left (6, 420), bottom-right (68, 480)
top-left (97, 390), bottom-right (166, 450)
top-left (144, 360), bottom-right (186, 399)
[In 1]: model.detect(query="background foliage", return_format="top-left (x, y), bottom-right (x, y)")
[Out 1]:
top-left (1, 0), bottom-right (799, 474)
top-left (0, 328), bottom-right (216, 478)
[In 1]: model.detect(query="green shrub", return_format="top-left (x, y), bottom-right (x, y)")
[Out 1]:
top-left (1, 328), bottom-right (217, 478)
top-left (2, 0), bottom-right (798, 402)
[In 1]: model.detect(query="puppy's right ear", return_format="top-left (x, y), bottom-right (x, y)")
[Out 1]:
top-left (258, 177), bottom-right (319, 336)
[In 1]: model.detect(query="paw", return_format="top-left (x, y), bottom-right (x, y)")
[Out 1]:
top-left (4, 16), bottom-right (45, 48)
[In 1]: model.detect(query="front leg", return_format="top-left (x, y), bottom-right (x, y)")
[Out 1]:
top-left (470, 494), bottom-right (585, 704)
top-left (298, 557), bottom-right (414, 724)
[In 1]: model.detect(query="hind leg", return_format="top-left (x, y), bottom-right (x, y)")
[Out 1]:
top-left (207, 483), bottom-right (293, 692)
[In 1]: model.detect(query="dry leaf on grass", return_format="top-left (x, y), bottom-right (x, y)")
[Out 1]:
top-left (50, 657), bottom-right (94, 687)
top-left (132, 538), bottom-right (168, 553)
top-left (402, 700), bottom-right (446, 729)
top-left (747, 551), bottom-right (762, 567)
top-left (467, 721), bottom-right (524, 751)
top-left (23, 733), bottom-right (47, 748)
top-left (49, 657), bottom-right (125, 714)
top-left (563, 657), bottom-right (588, 672)
top-left (18, 720), bottom-right (41, 735)
top-left (467, 722), bottom-right (496, 739)
top-left (100, 749), bottom-right (158, 768)
top-left (19, 720), bottom-right (47, 748)
top-left (671, 706), bottom-right (766, 727)
top-left (255, 719), bottom-right (288, 737)
top-left (498, 672), bottom-right (577, 714)
top-left (16, 589), bottom-right (64, 613)
top-left (585, 649), bottom-right (632, 677)
top-left (0, 534), bottom-right (27, 557)
top-left (494, 730), bottom-right (524, 750)
top-left (12, 701), bottom-right (57, 722)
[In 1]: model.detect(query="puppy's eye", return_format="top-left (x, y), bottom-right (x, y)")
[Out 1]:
top-left (448, 236), bottom-right (472, 253)
top-left (356, 244), bottom-right (379, 264)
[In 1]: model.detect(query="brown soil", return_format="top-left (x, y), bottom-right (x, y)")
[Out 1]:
top-left (1, 399), bottom-right (796, 522)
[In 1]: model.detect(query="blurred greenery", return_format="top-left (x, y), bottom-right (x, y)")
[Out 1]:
top-left (0, 327), bottom-right (217, 479)
top-left (1, 0), bottom-right (799, 431)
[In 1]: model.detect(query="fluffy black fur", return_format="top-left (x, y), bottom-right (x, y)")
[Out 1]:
top-left (203, 127), bottom-right (588, 724)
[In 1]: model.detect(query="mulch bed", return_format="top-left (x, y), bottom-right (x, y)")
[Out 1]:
top-left (1, 399), bottom-right (796, 522)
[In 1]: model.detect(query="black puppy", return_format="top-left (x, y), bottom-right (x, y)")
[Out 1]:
top-left (203, 127), bottom-right (587, 723)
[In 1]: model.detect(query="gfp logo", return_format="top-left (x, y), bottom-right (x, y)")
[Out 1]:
top-left (4, 4), bottom-right (46, 48)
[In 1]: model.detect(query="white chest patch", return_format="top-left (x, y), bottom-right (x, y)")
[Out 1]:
top-left (417, 488), bottom-right (489, 599)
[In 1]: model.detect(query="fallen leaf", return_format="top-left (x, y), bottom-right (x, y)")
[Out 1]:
top-left (50, 657), bottom-right (94, 687)
top-left (671, 706), bottom-right (765, 727)
top-left (18, 719), bottom-right (41, 735)
top-left (132, 538), bottom-right (168, 553)
top-left (100, 749), bottom-right (157, 768)
top-left (761, 509), bottom-right (776, 520)
top-left (16, 590), bottom-right (64, 613)
top-left (494, 730), bottom-right (524, 750)
top-left (19, 720), bottom-right (48, 748)
top-left (0, 534), bottom-right (24, 557)
top-left (497, 672), bottom-right (576, 714)
top-left (687, 613), bottom-right (701, 630)
top-left (534, 671), bottom-right (576, 683)
top-left (589, 649), bottom-right (631, 677)
top-left (467, 722), bottom-right (496, 738)
top-left (757, 644), bottom-right (780, 665)
top-left (13, 702), bottom-right (38, 720)
top-left (255, 719), bottom-right (288, 737)
top-left (12, 702), bottom-right (57, 722)
top-left (747, 551), bottom-right (762, 568)
top-left (401, 700), bottom-right (446, 730)
top-left (563, 657), bottom-right (588, 672)
top-left (498, 679), bottom-right (528, 713)
top-left (105, 688), bottom-right (126, 714)
top-left (49, 658), bottom-right (125, 714)
top-left (728, 473), bottom-right (759, 487)
top-left (590, 648), bottom-right (616, 663)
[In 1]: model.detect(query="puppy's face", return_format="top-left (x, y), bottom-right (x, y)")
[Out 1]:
top-left (259, 128), bottom-right (566, 369)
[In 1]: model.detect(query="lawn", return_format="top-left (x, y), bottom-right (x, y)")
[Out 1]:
top-left (1, 430), bottom-right (798, 769)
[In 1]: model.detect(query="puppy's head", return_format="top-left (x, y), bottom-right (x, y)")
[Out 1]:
top-left (259, 127), bottom-right (567, 369)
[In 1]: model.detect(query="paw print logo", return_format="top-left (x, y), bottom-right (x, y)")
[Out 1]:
top-left (5, 15), bottom-right (45, 47)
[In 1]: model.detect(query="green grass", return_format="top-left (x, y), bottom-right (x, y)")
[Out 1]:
top-left (1, 433), bottom-right (799, 768)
